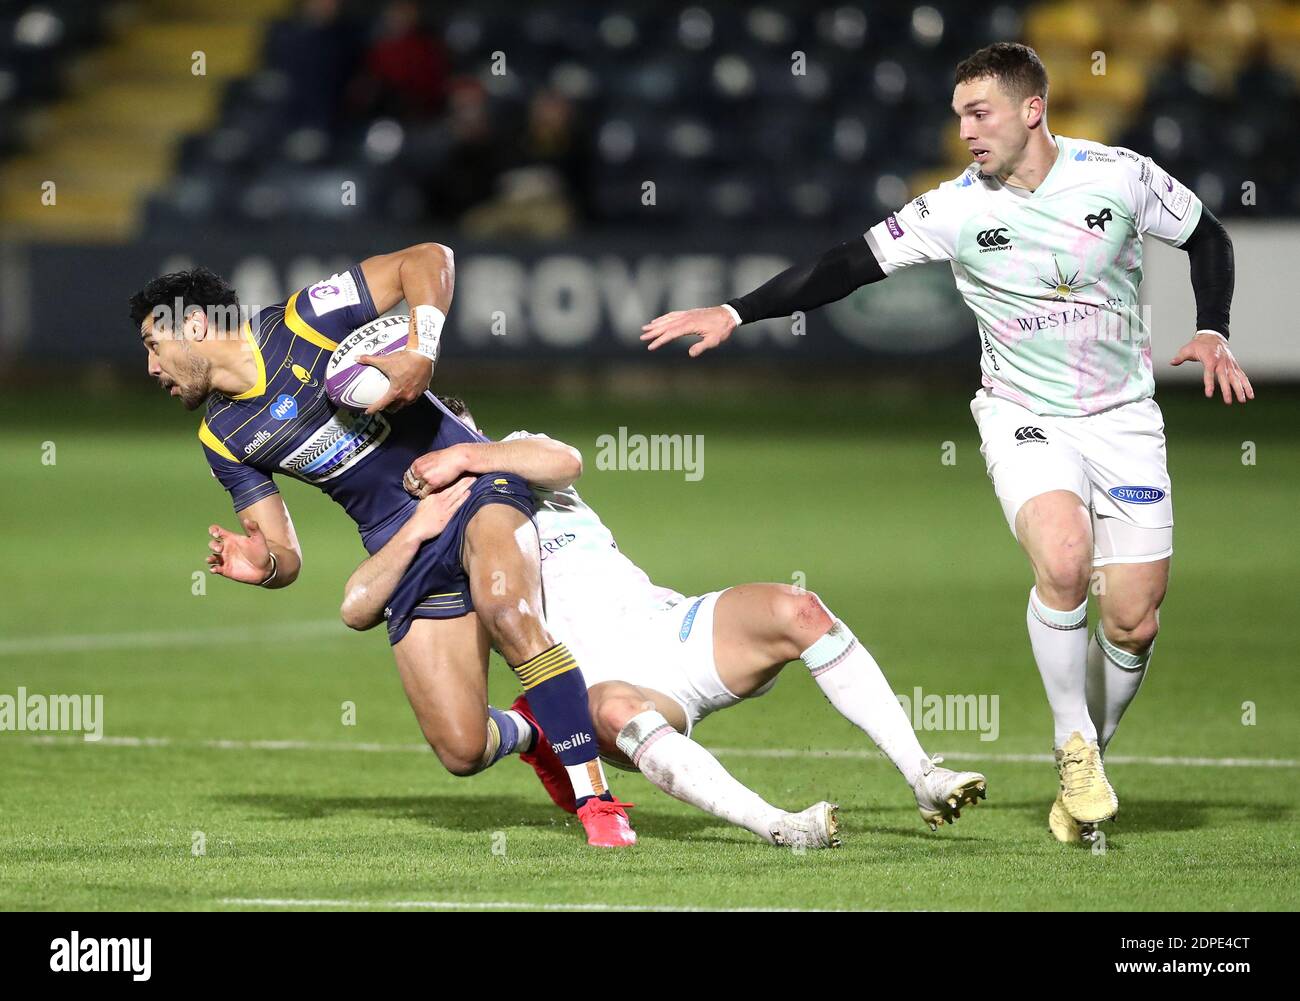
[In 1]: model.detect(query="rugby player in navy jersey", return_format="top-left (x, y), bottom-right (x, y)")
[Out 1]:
top-left (128, 243), bottom-right (635, 847)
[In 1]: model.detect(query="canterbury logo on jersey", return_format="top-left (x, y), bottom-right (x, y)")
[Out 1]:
top-left (279, 410), bottom-right (390, 482)
top-left (976, 228), bottom-right (1012, 250)
top-left (1086, 208), bottom-right (1113, 231)
top-left (1014, 426), bottom-right (1048, 443)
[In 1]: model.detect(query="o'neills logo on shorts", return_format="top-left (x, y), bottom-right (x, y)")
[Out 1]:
top-left (551, 731), bottom-right (592, 755)
top-left (1108, 485), bottom-right (1166, 504)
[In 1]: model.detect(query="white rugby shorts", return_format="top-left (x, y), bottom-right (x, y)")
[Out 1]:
top-left (970, 391), bottom-right (1173, 566)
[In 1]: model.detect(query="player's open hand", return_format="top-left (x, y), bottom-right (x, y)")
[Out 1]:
top-left (406, 476), bottom-right (477, 541)
top-left (358, 350), bottom-right (433, 414)
top-left (403, 444), bottom-right (468, 498)
top-left (206, 519), bottom-right (273, 585)
top-left (640, 306), bottom-right (737, 357)
top-left (1170, 331), bottom-right (1254, 405)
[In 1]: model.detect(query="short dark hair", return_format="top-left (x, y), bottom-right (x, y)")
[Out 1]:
top-left (438, 395), bottom-right (471, 420)
top-left (128, 267), bottom-right (239, 332)
top-left (955, 43), bottom-right (1049, 103)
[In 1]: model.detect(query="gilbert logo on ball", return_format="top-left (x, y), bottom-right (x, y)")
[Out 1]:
top-left (325, 314), bottom-right (412, 411)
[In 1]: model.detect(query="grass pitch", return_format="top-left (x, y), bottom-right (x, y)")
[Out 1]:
top-left (1, 382), bottom-right (1296, 911)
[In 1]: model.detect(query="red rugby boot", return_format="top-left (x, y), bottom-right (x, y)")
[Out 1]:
top-left (511, 695), bottom-right (577, 814)
top-left (576, 796), bottom-right (637, 848)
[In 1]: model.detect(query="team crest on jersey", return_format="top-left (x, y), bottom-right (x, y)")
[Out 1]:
top-left (279, 409), bottom-right (390, 483)
top-left (1085, 208), bottom-right (1113, 231)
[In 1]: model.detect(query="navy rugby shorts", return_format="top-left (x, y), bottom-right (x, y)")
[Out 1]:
top-left (384, 472), bottom-right (535, 645)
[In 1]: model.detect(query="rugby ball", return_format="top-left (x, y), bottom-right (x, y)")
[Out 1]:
top-left (325, 314), bottom-right (411, 411)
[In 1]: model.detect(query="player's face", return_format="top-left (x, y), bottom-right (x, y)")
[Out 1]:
top-left (139, 316), bottom-right (213, 411)
top-left (952, 77), bottom-right (1029, 177)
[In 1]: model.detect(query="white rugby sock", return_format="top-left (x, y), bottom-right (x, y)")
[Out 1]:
top-left (801, 619), bottom-right (929, 786)
top-left (503, 709), bottom-right (534, 752)
top-left (617, 710), bottom-right (784, 841)
top-left (1086, 621), bottom-right (1153, 757)
top-left (1026, 588), bottom-right (1096, 747)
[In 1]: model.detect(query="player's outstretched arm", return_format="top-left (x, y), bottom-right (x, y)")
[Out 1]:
top-left (1169, 207), bottom-right (1252, 405)
top-left (403, 437), bottom-right (582, 497)
top-left (354, 243), bottom-right (456, 414)
top-left (206, 495), bottom-right (302, 588)
top-left (341, 478), bottom-right (476, 629)
top-left (641, 236), bottom-right (886, 356)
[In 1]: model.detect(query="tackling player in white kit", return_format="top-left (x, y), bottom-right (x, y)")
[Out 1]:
top-left (340, 397), bottom-right (988, 850)
top-left (640, 43), bottom-right (1250, 844)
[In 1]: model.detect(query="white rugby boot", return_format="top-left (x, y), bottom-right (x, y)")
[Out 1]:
top-left (912, 756), bottom-right (987, 831)
top-left (769, 801), bottom-right (841, 849)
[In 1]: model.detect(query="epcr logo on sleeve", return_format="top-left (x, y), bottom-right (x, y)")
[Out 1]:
top-left (306, 272), bottom-right (361, 314)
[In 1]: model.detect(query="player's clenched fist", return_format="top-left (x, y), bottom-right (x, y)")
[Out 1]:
top-left (358, 350), bottom-right (434, 414)
top-left (1170, 331), bottom-right (1255, 405)
top-left (403, 444), bottom-right (467, 498)
top-left (206, 519), bottom-right (274, 584)
top-left (641, 305), bottom-right (737, 357)
top-left (405, 476), bottom-right (477, 541)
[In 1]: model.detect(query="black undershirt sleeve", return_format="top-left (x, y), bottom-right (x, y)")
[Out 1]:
top-left (1178, 205), bottom-right (1234, 339)
top-left (725, 236), bottom-right (886, 325)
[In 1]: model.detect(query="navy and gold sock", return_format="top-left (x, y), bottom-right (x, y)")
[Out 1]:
top-left (511, 642), bottom-right (609, 807)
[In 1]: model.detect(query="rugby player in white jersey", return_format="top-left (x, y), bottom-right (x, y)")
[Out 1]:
top-left (640, 43), bottom-right (1250, 844)
top-left (339, 397), bottom-right (987, 849)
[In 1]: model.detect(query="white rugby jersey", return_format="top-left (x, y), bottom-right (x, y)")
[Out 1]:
top-left (501, 432), bottom-right (681, 637)
top-left (865, 134), bottom-right (1203, 417)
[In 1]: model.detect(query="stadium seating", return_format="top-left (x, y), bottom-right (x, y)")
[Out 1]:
top-left (2, 0), bottom-right (1298, 239)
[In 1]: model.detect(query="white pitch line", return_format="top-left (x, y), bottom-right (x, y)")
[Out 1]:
top-left (12, 734), bottom-right (1298, 768)
top-left (222, 897), bottom-right (842, 912)
top-left (0, 620), bottom-right (348, 656)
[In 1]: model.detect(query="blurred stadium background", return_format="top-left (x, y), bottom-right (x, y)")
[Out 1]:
top-left (1, 1), bottom-right (1297, 911)
top-left (1, 0), bottom-right (1298, 380)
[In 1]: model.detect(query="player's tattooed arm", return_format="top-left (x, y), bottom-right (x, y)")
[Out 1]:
top-left (355, 243), bottom-right (456, 414)
top-left (404, 438), bottom-right (582, 498)
top-left (640, 236), bottom-right (885, 356)
top-left (341, 478), bottom-right (476, 630)
top-left (206, 495), bottom-right (302, 588)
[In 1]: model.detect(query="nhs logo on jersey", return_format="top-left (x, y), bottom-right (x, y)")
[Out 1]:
top-left (271, 394), bottom-right (298, 420)
top-left (280, 409), bottom-right (390, 483)
top-left (1108, 485), bottom-right (1166, 505)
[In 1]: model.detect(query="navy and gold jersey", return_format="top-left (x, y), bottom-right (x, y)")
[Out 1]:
top-left (199, 265), bottom-right (484, 554)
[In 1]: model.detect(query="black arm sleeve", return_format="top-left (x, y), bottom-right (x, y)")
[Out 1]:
top-left (725, 236), bottom-right (886, 325)
top-left (1178, 206), bottom-right (1234, 339)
